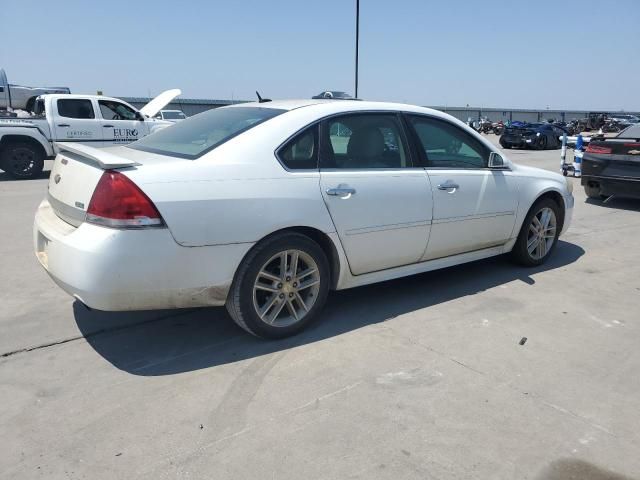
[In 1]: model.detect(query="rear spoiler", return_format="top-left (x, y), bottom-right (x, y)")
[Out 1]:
top-left (55, 142), bottom-right (139, 169)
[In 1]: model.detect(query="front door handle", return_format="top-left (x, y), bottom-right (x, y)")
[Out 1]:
top-left (326, 185), bottom-right (356, 198)
top-left (57, 124), bottom-right (70, 127)
top-left (437, 181), bottom-right (460, 192)
top-left (103, 124), bottom-right (114, 128)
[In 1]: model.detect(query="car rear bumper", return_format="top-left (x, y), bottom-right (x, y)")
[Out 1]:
top-left (33, 200), bottom-right (253, 311)
top-left (581, 175), bottom-right (640, 199)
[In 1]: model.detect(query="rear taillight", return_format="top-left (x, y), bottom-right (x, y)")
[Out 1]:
top-left (585, 144), bottom-right (612, 154)
top-left (86, 171), bottom-right (164, 228)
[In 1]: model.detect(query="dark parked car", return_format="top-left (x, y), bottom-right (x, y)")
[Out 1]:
top-left (500, 123), bottom-right (566, 150)
top-left (311, 91), bottom-right (359, 100)
top-left (581, 123), bottom-right (640, 200)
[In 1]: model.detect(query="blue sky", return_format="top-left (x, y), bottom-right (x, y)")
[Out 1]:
top-left (2, 0), bottom-right (639, 110)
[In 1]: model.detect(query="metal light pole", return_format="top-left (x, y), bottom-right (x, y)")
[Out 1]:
top-left (355, 0), bottom-right (359, 98)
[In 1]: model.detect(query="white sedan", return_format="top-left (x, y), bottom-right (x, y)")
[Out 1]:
top-left (34, 99), bottom-right (574, 338)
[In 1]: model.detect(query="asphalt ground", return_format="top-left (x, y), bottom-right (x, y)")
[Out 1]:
top-left (1, 135), bottom-right (639, 479)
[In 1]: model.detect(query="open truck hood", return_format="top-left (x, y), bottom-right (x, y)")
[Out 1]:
top-left (139, 89), bottom-right (182, 118)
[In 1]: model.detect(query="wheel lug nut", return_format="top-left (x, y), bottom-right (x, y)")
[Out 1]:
top-left (279, 293), bottom-right (285, 299)
top-left (293, 282), bottom-right (298, 288)
top-left (277, 283), bottom-right (283, 289)
top-left (286, 276), bottom-right (291, 282)
top-left (289, 292), bottom-right (294, 298)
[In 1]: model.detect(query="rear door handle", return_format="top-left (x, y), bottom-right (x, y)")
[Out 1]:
top-left (326, 185), bottom-right (356, 197)
top-left (103, 124), bottom-right (114, 128)
top-left (57, 124), bottom-right (70, 127)
top-left (437, 182), bottom-right (460, 191)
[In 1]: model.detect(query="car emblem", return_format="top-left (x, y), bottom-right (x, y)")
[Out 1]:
top-left (54, 174), bottom-right (61, 184)
top-left (629, 150), bottom-right (640, 155)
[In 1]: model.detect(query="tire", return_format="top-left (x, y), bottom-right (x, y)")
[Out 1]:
top-left (584, 183), bottom-right (603, 199)
top-left (537, 135), bottom-right (548, 150)
top-left (0, 142), bottom-right (45, 179)
top-left (226, 232), bottom-right (330, 339)
top-left (510, 198), bottom-right (561, 267)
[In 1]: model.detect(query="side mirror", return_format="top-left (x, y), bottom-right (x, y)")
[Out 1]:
top-left (488, 151), bottom-right (505, 168)
top-left (135, 111), bottom-right (145, 121)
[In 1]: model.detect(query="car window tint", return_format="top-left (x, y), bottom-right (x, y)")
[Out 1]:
top-left (278, 126), bottom-right (318, 170)
top-left (322, 114), bottom-right (409, 169)
top-left (99, 100), bottom-right (138, 121)
top-left (408, 115), bottom-right (489, 168)
top-left (57, 99), bottom-right (95, 119)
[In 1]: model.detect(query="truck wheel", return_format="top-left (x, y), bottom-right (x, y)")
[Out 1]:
top-left (0, 142), bottom-right (45, 179)
top-left (584, 183), bottom-right (604, 200)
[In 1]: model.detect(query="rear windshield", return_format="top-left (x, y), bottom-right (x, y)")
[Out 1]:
top-left (162, 111), bottom-right (186, 119)
top-left (129, 106), bottom-right (285, 159)
top-left (618, 124), bottom-right (640, 138)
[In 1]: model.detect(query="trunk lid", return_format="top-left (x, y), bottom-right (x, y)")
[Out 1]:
top-left (583, 138), bottom-right (640, 179)
top-left (48, 143), bottom-right (140, 226)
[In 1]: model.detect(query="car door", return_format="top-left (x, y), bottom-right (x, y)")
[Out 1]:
top-left (52, 98), bottom-right (103, 146)
top-left (319, 113), bottom-right (432, 275)
top-left (98, 99), bottom-right (148, 146)
top-left (406, 114), bottom-right (518, 260)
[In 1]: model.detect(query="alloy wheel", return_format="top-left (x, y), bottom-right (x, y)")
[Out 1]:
top-left (252, 249), bottom-right (321, 327)
top-left (526, 207), bottom-right (557, 260)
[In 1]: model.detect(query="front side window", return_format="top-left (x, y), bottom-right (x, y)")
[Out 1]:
top-left (57, 99), bottom-right (95, 119)
top-left (322, 114), bottom-right (410, 169)
top-left (99, 100), bottom-right (138, 121)
top-left (129, 106), bottom-right (286, 159)
top-left (278, 126), bottom-right (318, 170)
top-left (408, 115), bottom-right (489, 168)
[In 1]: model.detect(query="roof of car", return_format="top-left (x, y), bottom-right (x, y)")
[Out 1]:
top-left (228, 98), bottom-right (440, 116)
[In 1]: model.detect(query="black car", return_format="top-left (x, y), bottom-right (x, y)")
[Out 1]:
top-left (311, 91), bottom-right (359, 100)
top-left (581, 123), bottom-right (640, 200)
top-left (499, 123), bottom-right (567, 150)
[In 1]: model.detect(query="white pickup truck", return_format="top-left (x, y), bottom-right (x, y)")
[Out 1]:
top-left (0, 89), bottom-right (180, 179)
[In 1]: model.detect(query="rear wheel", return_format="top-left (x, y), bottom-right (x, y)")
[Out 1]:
top-left (226, 232), bottom-right (330, 339)
top-left (0, 142), bottom-right (45, 179)
top-left (584, 183), bottom-right (604, 199)
top-left (537, 135), bottom-right (548, 150)
top-left (510, 198), bottom-right (561, 267)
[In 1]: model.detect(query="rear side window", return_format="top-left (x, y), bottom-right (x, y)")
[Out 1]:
top-left (57, 99), bottom-right (95, 119)
top-left (129, 106), bottom-right (285, 159)
top-left (322, 114), bottom-right (411, 169)
top-left (278, 126), bottom-right (318, 170)
top-left (408, 115), bottom-right (489, 168)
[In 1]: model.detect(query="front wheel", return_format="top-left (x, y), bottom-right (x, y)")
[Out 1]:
top-left (226, 232), bottom-right (330, 339)
top-left (510, 198), bottom-right (561, 267)
top-left (0, 142), bottom-right (45, 179)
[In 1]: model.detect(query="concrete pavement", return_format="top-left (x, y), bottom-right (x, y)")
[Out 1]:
top-left (1, 141), bottom-right (639, 479)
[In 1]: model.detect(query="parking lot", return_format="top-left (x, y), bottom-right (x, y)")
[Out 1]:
top-left (1, 136), bottom-right (639, 479)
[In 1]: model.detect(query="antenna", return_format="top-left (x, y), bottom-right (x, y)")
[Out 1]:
top-left (256, 91), bottom-right (272, 103)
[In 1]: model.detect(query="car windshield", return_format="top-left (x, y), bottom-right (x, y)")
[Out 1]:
top-left (162, 111), bottom-right (186, 119)
top-left (129, 106), bottom-right (285, 159)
